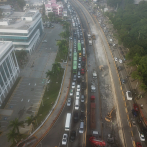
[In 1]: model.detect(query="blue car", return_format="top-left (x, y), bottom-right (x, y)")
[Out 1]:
top-left (132, 109), bottom-right (138, 117)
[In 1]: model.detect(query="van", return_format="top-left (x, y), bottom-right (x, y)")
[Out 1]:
top-left (83, 48), bottom-right (85, 56)
top-left (75, 99), bottom-right (79, 110)
top-left (79, 121), bottom-right (84, 133)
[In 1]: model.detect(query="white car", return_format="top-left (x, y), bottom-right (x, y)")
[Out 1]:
top-left (62, 134), bottom-right (68, 145)
top-left (114, 57), bottom-right (117, 61)
top-left (70, 89), bottom-right (74, 96)
top-left (78, 63), bottom-right (81, 69)
top-left (139, 132), bottom-right (145, 141)
top-left (72, 82), bottom-right (76, 89)
top-left (126, 91), bottom-right (132, 100)
top-left (119, 59), bottom-right (123, 63)
top-left (77, 85), bottom-right (81, 92)
top-left (42, 40), bottom-right (47, 43)
top-left (67, 98), bottom-right (71, 106)
top-left (76, 91), bottom-right (80, 99)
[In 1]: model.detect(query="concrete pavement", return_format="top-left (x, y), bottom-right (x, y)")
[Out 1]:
top-left (21, 57), bottom-right (72, 147)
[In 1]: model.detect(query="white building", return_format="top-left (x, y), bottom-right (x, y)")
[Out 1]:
top-left (0, 10), bottom-right (44, 53)
top-left (0, 41), bottom-right (20, 107)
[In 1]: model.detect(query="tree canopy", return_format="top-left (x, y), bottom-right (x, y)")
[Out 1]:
top-left (106, 1), bottom-right (147, 90)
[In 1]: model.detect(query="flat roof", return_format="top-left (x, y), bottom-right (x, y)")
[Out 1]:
top-left (0, 10), bottom-right (40, 30)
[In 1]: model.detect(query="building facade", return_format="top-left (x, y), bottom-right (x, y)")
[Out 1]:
top-left (0, 10), bottom-right (44, 53)
top-left (0, 41), bottom-right (19, 107)
top-left (45, 0), bottom-right (63, 16)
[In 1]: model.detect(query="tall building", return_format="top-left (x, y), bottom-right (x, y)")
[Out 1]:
top-left (0, 41), bottom-right (20, 107)
top-left (0, 10), bottom-right (44, 53)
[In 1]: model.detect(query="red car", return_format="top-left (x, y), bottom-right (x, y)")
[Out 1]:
top-left (136, 142), bottom-right (142, 147)
top-left (134, 104), bottom-right (139, 112)
top-left (81, 68), bottom-right (85, 75)
top-left (82, 57), bottom-right (86, 61)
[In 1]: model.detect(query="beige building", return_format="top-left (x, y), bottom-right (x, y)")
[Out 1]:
top-left (0, 0), bottom-right (7, 2)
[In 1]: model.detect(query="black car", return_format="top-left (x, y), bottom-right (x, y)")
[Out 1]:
top-left (73, 112), bottom-right (79, 122)
top-left (121, 79), bottom-right (127, 84)
top-left (81, 103), bottom-right (85, 112)
top-left (81, 82), bottom-right (86, 89)
top-left (80, 112), bottom-right (85, 121)
top-left (117, 66), bottom-right (122, 71)
top-left (73, 74), bottom-right (77, 81)
top-left (81, 61), bottom-right (85, 67)
top-left (70, 131), bottom-right (76, 142)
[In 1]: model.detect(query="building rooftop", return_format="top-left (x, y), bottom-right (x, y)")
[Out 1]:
top-left (0, 10), bottom-right (40, 30)
top-left (0, 41), bottom-right (13, 59)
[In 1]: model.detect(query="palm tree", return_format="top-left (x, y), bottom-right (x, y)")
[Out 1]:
top-left (46, 70), bottom-right (53, 78)
top-left (52, 62), bottom-right (62, 76)
top-left (7, 129), bottom-right (18, 143)
top-left (8, 118), bottom-right (24, 134)
top-left (25, 115), bottom-right (37, 131)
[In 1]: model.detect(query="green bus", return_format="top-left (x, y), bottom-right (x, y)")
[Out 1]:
top-left (77, 43), bottom-right (81, 53)
top-left (73, 52), bottom-right (77, 61)
top-left (73, 60), bottom-right (77, 73)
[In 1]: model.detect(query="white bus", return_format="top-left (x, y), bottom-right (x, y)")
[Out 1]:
top-left (65, 113), bottom-right (71, 131)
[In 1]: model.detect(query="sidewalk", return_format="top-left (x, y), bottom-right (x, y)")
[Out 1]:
top-left (18, 60), bottom-right (71, 147)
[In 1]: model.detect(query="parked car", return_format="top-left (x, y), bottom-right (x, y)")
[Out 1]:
top-left (133, 103), bottom-right (139, 111)
top-left (67, 98), bottom-right (71, 106)
top-left (136, 142), bottom-right (142, 147)
top-left (114, 57), bottom-right (117, 61)
top-left (132, 109), bottom-right (138, 117)
top-left (126, 91), bottom-right (132, 100)
top-left (139, 132), bottom-right (145, 141)
top-left (62, 134), bottom-right (68, 145)
top-left (70, 131), bottom-right (76, 142)
top-left (119, 59), bottom-right (123, 63)
top-left (117, 66), bottom-right (122, 71)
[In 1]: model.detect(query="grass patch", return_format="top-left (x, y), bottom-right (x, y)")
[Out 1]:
top-left (34, 69), bottom-right (64, 129)
top-left (55, 51), bottom-right (67, 62)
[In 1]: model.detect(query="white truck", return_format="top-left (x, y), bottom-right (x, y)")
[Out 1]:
top-left (93, 70), bottom-right (97, 78)
top-left (91, 81), bottom-right (96, 92)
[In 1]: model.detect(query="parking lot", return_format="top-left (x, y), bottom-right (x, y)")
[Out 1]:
top-left (0, 23), bottom-right (63, 147)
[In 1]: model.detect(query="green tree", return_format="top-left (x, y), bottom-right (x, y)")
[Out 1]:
top-left (52, 62), bottom-right (61, 75)
top-left (26, 115), bottom-right (37, 131)
top-left (8, 118), bottom-right (24, 134)
top-left (48, 12), bottom-right (55, 22)
top-left (7, 129), bottom-right (18, 143)
top-left (46, 70), bottom-right (53, 78)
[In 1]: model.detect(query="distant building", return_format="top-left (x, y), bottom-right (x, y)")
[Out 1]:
top-left (0, 0), bottom-right (7, 2)
top-left (0, 41), bottom-right (19, 107)
top-left (0, 10), bottom-right (44, 53)
top-left (134, 0), bottom-right (147, 4)
top-left (45, 0), bottom-right (63, 16)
